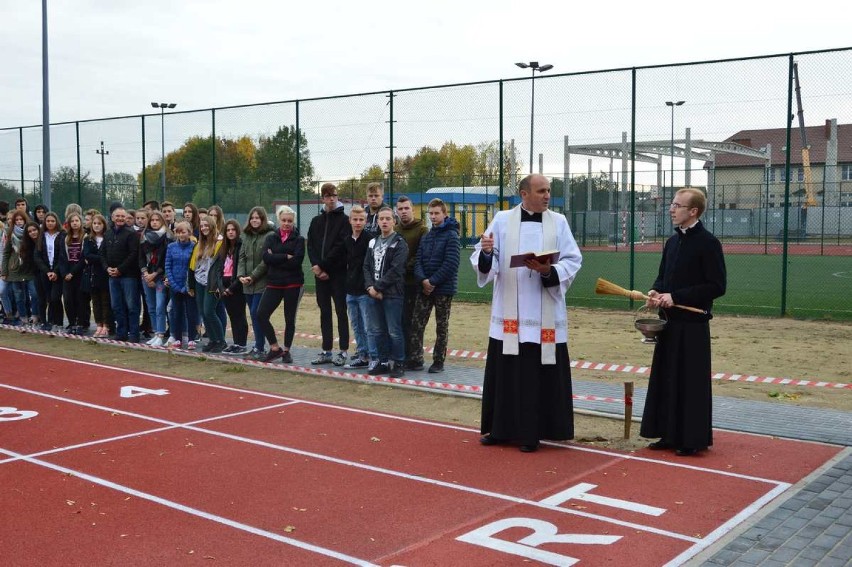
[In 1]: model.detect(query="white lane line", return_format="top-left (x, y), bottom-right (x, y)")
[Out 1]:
top-left (0, 398), bottom-right (299, 465)
top-left (0, 347), bottom-right (799, 485)
top-left (0, 447), bottom-right (377, 566)
top-left (0, 381), bottom-right (700, 543)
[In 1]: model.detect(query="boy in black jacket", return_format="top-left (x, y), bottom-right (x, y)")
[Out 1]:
top-left (306, 183), bottom-right (350, 366)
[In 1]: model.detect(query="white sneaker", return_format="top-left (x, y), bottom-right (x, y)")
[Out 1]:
top-left (164, 336), bottom-right (178, 347)
top-left (150, 336), bottom-right (165, 347)
top-left (146, 336), bottom-right (157, 346)
top-left (186, 340), bottom-right (197, 350)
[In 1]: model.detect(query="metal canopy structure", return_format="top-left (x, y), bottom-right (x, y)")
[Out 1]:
top-left (563, 131), bottom-right (772, 208)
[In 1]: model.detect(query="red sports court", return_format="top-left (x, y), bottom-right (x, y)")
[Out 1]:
top-left (0, 347), bottom-right (841, 565)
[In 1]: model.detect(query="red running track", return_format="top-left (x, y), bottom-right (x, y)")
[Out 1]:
top-left (0, 347), bottom-right (842, 566)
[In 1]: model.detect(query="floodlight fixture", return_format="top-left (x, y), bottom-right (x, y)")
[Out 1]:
top-left (516, 61), bottom-right (554, 173)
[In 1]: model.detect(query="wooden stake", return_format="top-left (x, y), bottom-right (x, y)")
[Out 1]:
top-left (623, 381), bottom-right (634, 439)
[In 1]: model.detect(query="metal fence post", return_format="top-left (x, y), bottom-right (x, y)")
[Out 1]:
top-left (141, 115), bottom-right (146, 205)
top-left (19, 127), bottom-right (25, 198)
top-left (75, 121), bottom-right (81, 204)
top-left (295, 100), bottom-right (300, 212)
top-left (781, 55), bottom-right (794, 316)
top-left (212, 108), bottom-right (217, 204)
top-left (629, 67), bottom-right (637, 298)
top-left (499, 80), bottom-right (504, 209)
top-left (388, 90), bottom-right (394, 199)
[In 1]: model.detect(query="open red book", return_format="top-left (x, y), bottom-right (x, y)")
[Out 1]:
top-left (508, 249), bottom-right (559, 268)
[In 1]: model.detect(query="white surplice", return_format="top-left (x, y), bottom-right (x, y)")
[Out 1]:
top-left (470, 208), bottom-right (582, 345)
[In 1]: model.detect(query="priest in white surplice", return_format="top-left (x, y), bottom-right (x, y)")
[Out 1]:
top-left (471, 174), bottom-right (582, 453)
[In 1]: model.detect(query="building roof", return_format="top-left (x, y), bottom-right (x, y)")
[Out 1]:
top-left (714, 120), bottom-right (852, 167)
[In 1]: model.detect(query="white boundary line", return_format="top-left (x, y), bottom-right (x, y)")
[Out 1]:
top-left (0, 446), bottom-right (377, 566)
top-left (0, 346), bottom-right (798, 484)
top-left (2, 380), bottom-right (711, 544)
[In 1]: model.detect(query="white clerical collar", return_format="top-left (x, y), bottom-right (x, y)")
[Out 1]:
top-left (678, 219), bottom-right (699, 234)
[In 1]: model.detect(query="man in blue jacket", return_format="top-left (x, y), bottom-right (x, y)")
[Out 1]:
top-left (408, 198), bottom-right (460, 373)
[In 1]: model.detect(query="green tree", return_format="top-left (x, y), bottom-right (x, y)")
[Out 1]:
top-left (338, 164), bottom-right (386, 202)
top-left (105, 172), bottom-right (140, 208)
top-left (476, 141), bottom-right (520, 190)
top-left (0, 180), bottom-right (20, 204)
top-left (567, 172), bottom-right (618, 211)
top-left (255, 126), bottom-right (315, 196)
top-left (48, 166), bottom-right (99, 213)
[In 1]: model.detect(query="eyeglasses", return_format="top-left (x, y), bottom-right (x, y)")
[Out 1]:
top-left (669, 203), bottom-right (692, 210)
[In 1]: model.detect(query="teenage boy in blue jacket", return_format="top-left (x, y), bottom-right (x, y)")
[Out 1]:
top-left (409, 198), bottom-right (460, 373)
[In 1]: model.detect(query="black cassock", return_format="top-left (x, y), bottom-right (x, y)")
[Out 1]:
top-left (478, 210), bottom-right (575, 446)
top-left (640, 221), bottom-right (726, 450)
top-left (481, 339), bottom-right (574, 446)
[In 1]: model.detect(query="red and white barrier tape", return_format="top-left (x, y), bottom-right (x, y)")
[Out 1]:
top-left (6, 325), bottom-right (849, 391)
top-left (293, 330), bottom-right (851, 390)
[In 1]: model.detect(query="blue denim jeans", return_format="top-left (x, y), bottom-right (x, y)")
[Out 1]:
top-left (169, 290), bottom-right (198, 342)
top-left (346, 293), bottom-right (375, 360)
top-left (142, 276), bottom-right (168, 335)
top-left (246, 292), bottom-right (265, 351)
top-left (109, 276), bottom-right (141, 339)
top-left (0, 279), bottom-right (12, 316)
top-left (10, 279), bottom-right (39, 321)
top-left (367, 295), bottom-right (405, 364)
top-left (195, 283), bottom-right (224, 342)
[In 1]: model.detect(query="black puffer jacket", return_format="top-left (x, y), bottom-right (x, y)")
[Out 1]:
top-left (262, 227), bottom-right (305, 287)
top-left (306, 205), bottom-right (349, 275)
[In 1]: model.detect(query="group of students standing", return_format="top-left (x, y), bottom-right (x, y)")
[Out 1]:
top-left (267, 182), bottom-right (461, 379)
top-left (0, 182), bottom-right (461, 378)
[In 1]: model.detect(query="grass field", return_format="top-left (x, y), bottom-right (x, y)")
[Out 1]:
top-left (303, 247), bottom-right (852, 320)
top-left (450, 249), bottom-right (852, 320)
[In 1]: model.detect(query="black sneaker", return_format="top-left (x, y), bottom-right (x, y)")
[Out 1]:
top-left (311, 351), bottom-right (333, 365)
top-left (346, 357), bottom-right (370, 369)
top-left (209, 341), bottom-right (226, 353)
top-left (389, 363), bottom-right (405, 379)
top-left (427, 362), bottom-right (444, 373)
top-left (281, 350), bottom-right (293, 363)
top-left (367, 362), bottom-right (389, 376)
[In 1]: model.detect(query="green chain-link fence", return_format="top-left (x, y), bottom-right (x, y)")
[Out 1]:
top-left (1, 48), bottom-right (850, 319)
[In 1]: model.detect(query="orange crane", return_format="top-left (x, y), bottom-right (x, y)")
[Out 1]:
top-left (793, 61), bottom-right (817, 208)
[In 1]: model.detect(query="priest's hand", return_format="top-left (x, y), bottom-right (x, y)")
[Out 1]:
top-left (524, 258), bottom-right (551, 275)
top-left (480, 232), bottom-right (494, 254)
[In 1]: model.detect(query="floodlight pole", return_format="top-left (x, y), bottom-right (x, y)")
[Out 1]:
top-left (666, 100), bottom-right (685, 207)
top-left (151, 102), bottom-right (177, 202)
top-left (42, 0), bottom-right (52, 211)
top-left (516, 61), bottom-right (553, 174)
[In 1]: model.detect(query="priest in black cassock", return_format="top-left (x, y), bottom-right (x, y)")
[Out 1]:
top-left (471, 174), bottom-right (582, 453)
top-left (641, 188), bottom-right (726, 456)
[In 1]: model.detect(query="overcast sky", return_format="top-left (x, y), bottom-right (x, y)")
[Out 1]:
top-left (1, 0), bottom-right (849, 128)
